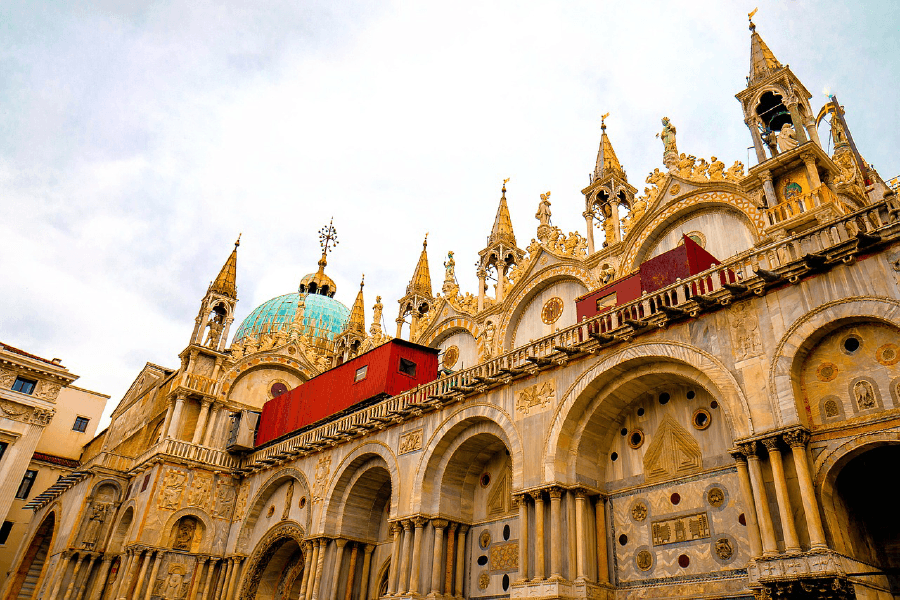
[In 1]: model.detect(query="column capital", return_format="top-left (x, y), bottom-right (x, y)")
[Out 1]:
top-left (412, 516), bottom-right (427, 528)
top-left (758, 170), bottom-right (773, 184)
top-left (431, 519), bottom-right (448, 530)
top-left (389, 522), bottom-right (402, 535)
top-left (401, 519), bottom-right (413, 531)
top-left (572, 487), bottom-right (588, 499)
top-left (783, 429), bottom-right (810, 448)
top-left (582, 210), bottom-right (594, 220)
top-left (529, 490), bottom-right (543, 502)
top-left (335, 538), bottom-right (349, 548)
top-left (547, 486), bottom-right (564, 500)
top-left (512, 493), bottom-right (528, 507)
top-left (457, 524), bottom-right (470, 535)
top-left (800, 152), bottom-right (818, 166)
top-left (446, 521), bottom-right (458, 533)
top-left (729, 448), bottom-right (749, 464)
top-left (738, 441), bottom-right (760, 458)
top-left (364, 544), bottom-right (376, 555)
top-left (317, 538), bottom-right (328, 548)
top-left (761, 437), bottom-right (781, 453)
top-left (200, 398), bottom-right (212, 408)
top-left (301, 541), bottom-right (311, 553)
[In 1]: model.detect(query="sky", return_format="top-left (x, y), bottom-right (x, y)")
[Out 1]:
top-left (2, 1), bottom-right (898, 429)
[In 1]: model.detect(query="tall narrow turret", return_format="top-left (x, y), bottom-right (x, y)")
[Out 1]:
top-left (477, 180), bottom-right (524, 308)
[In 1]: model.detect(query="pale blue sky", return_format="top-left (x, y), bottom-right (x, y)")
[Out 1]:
top-left (1, 1), bottom-right (897, 427)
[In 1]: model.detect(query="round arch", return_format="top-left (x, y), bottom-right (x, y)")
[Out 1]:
top-left (4, 508), bottom-right (58, 600)
top-left (498, 265), bottom-right (597, 352)
top-left (237, 520), bottom-right (307, 600)
top-left (620, 190), bottom-right (765, 271)
top-left (238, 468), bottom-right (312, 552)
top-left (158, 507), bottom-right (215, 554)
top-left (769, 297), bottom-right (900, 428)
top-left (424, 317), bottom-right (478, 348)
top-left (411, 403), bottom-right (522, 514)
top-left (220, 354), bottom-right (313, 401)
top-left (107, 501), bottom-right (136, 554)
top-left (320, 442), bottom-right (400, 534)
top-left (544, 341), bottom-right (752, 483)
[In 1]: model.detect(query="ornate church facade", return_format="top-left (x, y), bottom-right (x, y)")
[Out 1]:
top-left (4, 17), bottom-right (900, 600)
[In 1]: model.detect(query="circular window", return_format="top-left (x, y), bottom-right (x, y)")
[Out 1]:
top-left (686, 390), bottom-right (696, 400)
top-left (628, 430), bottom-right (645, 449)
top-left (541, 297), bottom-right (564, 325)
top-left (876, 343), bottom-right (900, 366)
top-left (477, 555), bottom-right (488, 566)
top-left (659, 392), bottom-right (670, 405)
top-left (502, 574), bottom-right (510, 591)
top-left (443, 345), bottom-right (460, 369)
top-left (270, 381), bottom-right (289, 398)
top-left (710, 400), bottom-right (719, 409)
top-left (619, 534), bottom-right (628, 546)
top-left (670, 493), bottom-right (681, 505)
top-left (480, 473), bottom-right (491, 488)
top-left (610, 452), bottom-right (619, 462)
top-left (620, 428), bottom-right (628, 436)
top-left (738, 513), bottom-right (747, 526)
top-left (299, 496), bottom-right (307, 509)
top-left (503, 524), bottom-right (510, 540)
top-left (637, 407), bottom-right (645, 416)
top-left (842, 335), bottom-right (861, 354)
top-left (678, 554), bottom-right (690, 568)
top-left (692, 408), bottom-right (712, 430)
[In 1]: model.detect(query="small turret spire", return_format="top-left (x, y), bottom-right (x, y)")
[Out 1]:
top-left (488, 179), bottom-right (517, 248)
top-left (594, 113), bottom-right (625, 180)
top-left (747, 10), bottom-right (782, 85)
top-left (346, 274), bottom-right (366, 334)
top-left (210, 235), bottom-right (240, 298)
top-left (406, 234), bottom-right (433, 298)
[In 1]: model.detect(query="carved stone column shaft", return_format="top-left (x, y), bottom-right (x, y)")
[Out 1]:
top-left (531, 492), bottom-right (545, 581)
top-left (743, 443), bottom-right (779, 555)
top-left (763, 438), bottom-right (801, 553)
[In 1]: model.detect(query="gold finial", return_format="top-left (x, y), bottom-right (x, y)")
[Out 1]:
top-left (503, 177), bottom-right (510, 185)
top-left (748, 7), bottom-right (758, 30)
top-left (502, 178), bottom-right (509, 197)
top-left (235, 233), bottom-right (241, 247)
top-left (360, 274), bottom-right (365, 290)
top-left (601, 112), bottom-right (610, 129)
top-left (423, 233), bottom-right (428, 248)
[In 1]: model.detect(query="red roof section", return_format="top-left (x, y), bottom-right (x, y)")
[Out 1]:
top-left (32, 452), bottom-right (80, 469)
top-left (0, 342), bottom-right (63, 368)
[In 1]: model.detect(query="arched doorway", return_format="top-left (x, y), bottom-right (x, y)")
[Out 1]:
top-left (6, 512), bottom-right (55, 599)
top-left (825, 443), bottom-right (900, 595)
top-left (240, 522), bottom-right (306, 600)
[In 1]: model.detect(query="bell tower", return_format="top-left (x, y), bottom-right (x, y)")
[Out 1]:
top-left (581, 115), bottom-right (636, 252)
top-left (189, 236), bottom-right (240, 353)
top-left (477, 180), bottom-right (524, 308)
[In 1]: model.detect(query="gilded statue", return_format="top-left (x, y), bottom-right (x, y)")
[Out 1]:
top-left (777, 123), bottom-right (798, 153)
top-left (708, 157), bottom-right (725, 181)
top-left (536, 192), bottom-right (552, 226)
top-left (692, 157), bottom-right (709, 180)
top-left (631, 196), bottom-right (647, 223)
top-left (646, 168), bottom-right (667, 190)
top-left (676, 153), bottom-right (696, 179)
top-left (658, 117), bottom-right (678, 155)
top-left (479, 321), bottom-right (496, 357)
top-left (443, 251), bottom-right (456, 283)
top-left (370, 296), bottom-right (384, 336)
top-left (724, 161), bottom-right (745, 181)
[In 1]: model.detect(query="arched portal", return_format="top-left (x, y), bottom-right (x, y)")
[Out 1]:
top-left (7, 512), bottom-right (55, 599)
top-left (239, 521), bottom-right (306, 600)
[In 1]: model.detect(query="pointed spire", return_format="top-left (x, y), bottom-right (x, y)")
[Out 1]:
top-left (346, 275), bottom-right (366, 334)
top-left (594, 113), bottom-right (625, 180)
top-left (488, 179), bottom-right (518, 248)
top-left (210, 235), bottom-right (240, 298)
top-left (748, 11), bottom-right (782, 84)
top-left (406, 234), bottom-right (433, 298)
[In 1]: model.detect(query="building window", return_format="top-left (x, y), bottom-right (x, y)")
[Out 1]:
top-left (399, 358), bottom-right (417, 377)
top-left (11, 377), bottom-right (36, 395)
top-left (72, 416), bottom-right (90, 433)
top-left (354, 365), bottom-right (368, 382)
top-left (0, 442), bottom-right (7, 463)
top-left (0, 521), bottom-right (12, 545)
top-left (15, 470), bottom-right (38, 500)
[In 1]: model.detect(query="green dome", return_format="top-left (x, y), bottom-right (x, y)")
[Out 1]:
top-left (233, 293), bottom-right (350, 344)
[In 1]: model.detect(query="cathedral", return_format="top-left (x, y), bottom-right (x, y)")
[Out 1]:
top-left (3, 15), bottom-right (900, 600)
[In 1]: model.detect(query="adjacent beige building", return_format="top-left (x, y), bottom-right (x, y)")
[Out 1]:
top-left (3, 17), bottom-right (900, 600)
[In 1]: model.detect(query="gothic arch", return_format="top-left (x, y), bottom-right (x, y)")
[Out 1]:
top-left (769, 297), bottom-right (900, 428)
top-left (158, 507), bottom-right (215, 554)
top-left (621, 190), bottom-right (765, 271)
top-left (498, 265), bottom-right (597, 351)
top-left (543, 341), bottom-right (752, 483)
top-left (237, 520), bottom-right (306, 600)
top-left (411, 403), bottom-right (522, 515)
top-left (320, 442), bottom-right (400, 535)
top-left (238, 468), bottom-right (312, 550)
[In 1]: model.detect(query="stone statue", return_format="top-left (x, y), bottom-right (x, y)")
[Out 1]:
top-left (158, 564), bottom-right (188, 600)
top-left (204, 313), bottom-right (224, 348)
top-left (81, 502), bottom-right (110, 549)
top-left (854, 380), bottom-right (876, 410)
top-left (658, 117), bottom-right (678, 155)
top-left (536, 192), bottom-right (552, 226)
top-left (370, 296), bottom-right (384, 336)
top-left (173, 518), bottom-right (196, 551)
top-left (443, 252), bottom-right (456, 282)
top-left (777, 123), bottom-right (798, 153)
top-left (479, 321), bottom-right (496, 357)
top-left (708, 157), bottom-right (725, 181)
top-left (603, 218), bottom-right (617, 245)
top-left (724, 161), bottom-right (745, 181)
top-left (600, 264), bottom-right (616, 284)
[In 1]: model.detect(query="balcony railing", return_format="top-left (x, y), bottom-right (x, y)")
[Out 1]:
top-left (132, 438), bottom-right (239, 470)
top-left (180, 372), bottom-right (218, 396)
top-left (765, 185), bottom-right (841, 227)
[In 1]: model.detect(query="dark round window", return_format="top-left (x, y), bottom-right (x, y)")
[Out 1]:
top-left (844, 336), bottom-right (861, 353)
top-left (637, 407), bottom-right (645, 416)
top-left (502, 574), bottom-right (510, 591)
top-left (686, 390), bottom-right (695, 399)
top-left (618, 534), bottom-right (628, 546)
top-left (670, 493), bottom-right (681, 505)
top-left (477, 555), bottom-right (488, 566)
top-left (678, 554), bottom-right (690, 568)
top-left (610, 452), bottom-right (618, 462)
top-left (503, 524), bottom-right (510, 540)
top-left (620, 428), bottom-right (628, 436)
top-left (659, 392), bottom-right (670, 405)
top-left (738, 513), bottom-right (747, 526)
top-left (480, 473), bottom-right (491, 487)
top-left (692, 409), bottom-right (711, 430)
top-left (628, 430), bottom-right (644, 449)
top-left (270, 382), bottom-right (289, 397)
top-left (710, 400), bottom-right (719, 409)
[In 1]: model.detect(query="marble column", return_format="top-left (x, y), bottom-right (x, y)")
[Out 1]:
top-left (730, 450), bottom-right (763, 557)
top-left (214, 559), bottom-right (231, 600)
top-left (763, 437), bottom-right (801, 553)
top-left (331, 540), bottom-right (348, 600)
top-left (133, 551), bottom-right (153, 600)
top-left (62, 553), bottom-right (89, 600)
top-left (804, 117), bottom-right (822, 147)
top-left (495, 261), bottom-right (507, 302)
top-left (46, 552), bottom-right (71, 600)
top-left (746, 118), bottom-right (768, 164)
top-left (200, 559), bottom-right (220, 600)
top-left (311, 539), bottom-right (327, 600)
top-left (78, 555), bottom-right (103, 600)
top-left (428, 520), bottom-right (448, 597)
top-left (566, 491), bottom-right (577, 581)
top-left (409, 517), bottom-right (426, 595)
top-left (787, 103), bottom-right (809, 143)
top-left (759, 171), bottom-right (777, 208)
top-left (515, 495), bottom-right (529, 582)
top-left (108, 550), bottom-right (134, 600)
top-left (583, 212), bottom-right (595, 255)
top-left (160, 400), bottom-right (175, 444)
top-left (476, 269), bottom-right (487, 312)
top-left (454, 525), bottom-right (468, 599)
top-left (574, 489), bottom-right (587, 581)
top-left (192, 400), bottom-right (212, 445)
top-left (344, 543), bottom-right (359, 600)
top-left (166, 394), bottom-right (187, 439)
top-left (185, 557), bottom-right (207, 600)
top-left (444, 522), bottom-right (457, 596)
top-left (123, 548), bottom-right (146, 600)
top-left (595, 497), bottom-right (609, 585)
top-left (548, 487), bottom-right (563, 580)
top-left (202, 404), bottom-right (222, 447)
top-left (387, 523), bottom-right (402, 595)
top-left (742, 442), bottom-right (779, 555)
top-left (398, 521), bottom-right (412, 595)
top-left (299, 542), bottom-right (314, 600)
top-left (305, 542), bottom-right (321, 600)
top-left (802, 153), bottom-right (822, 190)
top-left (784, 430), bottom-right (827, 549)
top-left (359, 545), bottom-right (375, 600)
top-left (144, 551), bottom-right (163, 600)
top-left (530, 491), bottom-right (545, 581)
top-left (228, 557), bottom-right (244, 600)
